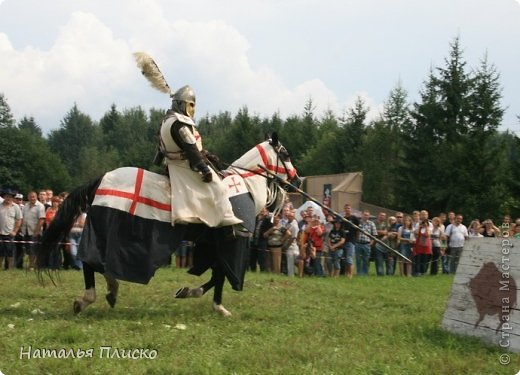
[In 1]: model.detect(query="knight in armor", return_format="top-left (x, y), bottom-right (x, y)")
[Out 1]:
top-left (157, 85), bottom-right (242, 228)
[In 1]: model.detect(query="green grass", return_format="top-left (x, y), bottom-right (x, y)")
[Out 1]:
top-left (0, 266), bottom-right (518, 375)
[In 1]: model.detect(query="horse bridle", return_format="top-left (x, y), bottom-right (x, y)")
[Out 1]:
top-left (270, 142), bottom-right (301, 190)
top-left (222, 140), bottom-right (299, 187)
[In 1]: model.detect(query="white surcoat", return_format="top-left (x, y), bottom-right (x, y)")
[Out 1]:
top-left (160, 113), bottom-right (242, 227)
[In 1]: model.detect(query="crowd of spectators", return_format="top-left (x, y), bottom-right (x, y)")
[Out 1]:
top-left (0, 188), bottom-right (84, 271)
top-left (2, 185), bottom-right (519, 278)
top-left (247, 202), bottom-right (520, 278)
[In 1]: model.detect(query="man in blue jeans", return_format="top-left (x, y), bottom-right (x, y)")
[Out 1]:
top-left (327, 219), bottom-right (345, 277)
top-left (355, 210), bottom-right (377, 276)
top-left (341, 204), bottom-right (359, 279)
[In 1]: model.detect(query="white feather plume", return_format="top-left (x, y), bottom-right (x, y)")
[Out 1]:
top-left (133, 52), bottom-right (172, 96)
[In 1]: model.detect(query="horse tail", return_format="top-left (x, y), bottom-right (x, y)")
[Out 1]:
top-left (38, 175), bottom-right (103, 269)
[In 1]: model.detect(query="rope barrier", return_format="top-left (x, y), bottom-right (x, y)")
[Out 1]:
top-left (0, 238), bottom-right (74, 246)
top-left (0, 235), bottom-right (457, 273)
top-left (248, 244), bottom-right (458, 263)
top-left (1, 237), bottom-right (460, 265)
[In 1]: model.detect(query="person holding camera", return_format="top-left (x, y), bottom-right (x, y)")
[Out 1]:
top-left (283, 209), bottom-right (300, 277)
top-left (303, 215), bottom-right (325, 276)
top-left (263, 214), bottom-right (290, 274)
top-left (327, 218), bottom-right (346, 277)
top-left (414, 218), bottom-right (432, 276)
top-left (250, 207), bottom-right (271, 272)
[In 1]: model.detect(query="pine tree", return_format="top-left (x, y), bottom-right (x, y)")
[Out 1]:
top-left (338, 96), bottom-right (368, 172)
top-left (403, 37), bottom-right (508, 217)
top-left (0, 93), bottom-right (15, 128)
top-left (47, 104), bottom-right (100, 184)
top-left (363, 82), bottom-right (411, 208)
top-left (462, 53), bottom-right (506, 218)
top-left (18, 116), bottom-right (42, 137)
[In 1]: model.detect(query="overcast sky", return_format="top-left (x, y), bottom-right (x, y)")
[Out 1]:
top-left (1, 0), bottom-right (519, 135)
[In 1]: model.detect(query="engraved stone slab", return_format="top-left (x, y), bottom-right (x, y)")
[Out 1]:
top-left (442, 237), bottom-right (519, 352)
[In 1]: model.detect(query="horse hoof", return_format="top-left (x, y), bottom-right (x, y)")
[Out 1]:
top-left (73, 300), bottom-right (83, 315)
top-left (187, 287), bottom-right (204, 298)
top-left (175, 287), bottom-right (190, 298)
top-left (212, 303), bottom-right (232, 317)
top-left (105, 293), bottom-right (117, 308)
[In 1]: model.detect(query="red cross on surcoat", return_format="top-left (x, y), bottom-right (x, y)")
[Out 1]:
top-left (228, 176), bottom-right (242, 194)
top-left (95, 168), bottom-right (171, 214)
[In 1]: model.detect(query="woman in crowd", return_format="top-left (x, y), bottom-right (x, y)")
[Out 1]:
top-left (482, 219), bottom-right (500, 237)
top-left (44, 196), bottom-right (60, 226)
top-left (321, 213), bottom-right (334, 275)
top-left (297, 214), bottom-right (314, 277)
top-left (414, 219), bottom-right (432, 276)
top-left (430, 217), bottom-right (444, 275)
top-left (68, 211), bottom-right (86, 270)
top-left (304, 215), bottom-right (325, 276)
top-left (468, 219), bottom-right (483, 237)
top-left (44, 196), bottom-right (62, 269)
top-left (397, 215), bottom-right (414, 276)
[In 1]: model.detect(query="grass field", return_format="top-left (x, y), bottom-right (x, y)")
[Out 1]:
top-left (0, 266), bottom-right (518, 375)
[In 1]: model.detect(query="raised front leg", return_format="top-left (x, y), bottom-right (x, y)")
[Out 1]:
top-left (73, 263), bottom-right (97, 315)
top-left (73, 287), bottom-right (96, 315)
top-left (210, 265), bottom-right (232, 316)
top-left (104, 275), bottom-right (119, 308)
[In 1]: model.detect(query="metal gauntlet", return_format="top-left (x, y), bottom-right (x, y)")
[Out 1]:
top-left (195, 161), bottom-right (213, 183)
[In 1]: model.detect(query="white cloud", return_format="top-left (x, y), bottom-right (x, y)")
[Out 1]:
top-left (0, 11), bottom-right (135, 129)
top-left (0, 33), bottom-right (13, 50)
top-left (1, 5), bottom-right (345, 132)
top-left (1, 0), bottom-right (518, 135)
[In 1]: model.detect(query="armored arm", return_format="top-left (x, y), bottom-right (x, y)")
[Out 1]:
top-left (201, 149), bottom-right (223, 171)
top-left (170, 121), bottom-right (212, 182)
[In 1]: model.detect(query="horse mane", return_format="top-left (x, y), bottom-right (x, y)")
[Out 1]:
top-left (38, 176), bottom-right (103, 269)
top-left (266, 180), bottom-right (287, 216)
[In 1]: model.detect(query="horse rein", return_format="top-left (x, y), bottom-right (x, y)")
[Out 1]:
top-left (220, 141), bottom-right (298, 185)
top-left (219, 142), bottom-right (298, 218)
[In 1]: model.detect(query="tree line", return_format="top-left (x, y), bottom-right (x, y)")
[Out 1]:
top-left (1, 38), bottom-right (519, 220)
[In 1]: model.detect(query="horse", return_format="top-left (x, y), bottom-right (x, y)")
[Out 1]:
top-left (38, 134), bottom-right (300, 316)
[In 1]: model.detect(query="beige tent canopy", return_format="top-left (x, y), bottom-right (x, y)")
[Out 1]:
top-left (288, 172), bottom-right (363, 213)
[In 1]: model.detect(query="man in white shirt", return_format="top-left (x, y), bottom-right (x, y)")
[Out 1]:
top-left (284, 209), bottom-right (300, 277)
top-left (21, 191), bottom-right (46, 270)
top-left (0, 189), bottom-right (23, 269)
top-left (444, 214), bottom-right (468, 274)
top-left (13, 193), bottom-right (25, 269)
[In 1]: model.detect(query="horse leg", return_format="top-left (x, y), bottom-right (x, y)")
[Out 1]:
top-left (174, 274), bottom-right (214, 299)
top-left (104, 275), bottom-right (119, 308)
top-left (175, 236), bottom-right (214, 299)
top-left (73, 263), bottom-right (96, 315)
top-left (210, 266), bottom-right (232, 317)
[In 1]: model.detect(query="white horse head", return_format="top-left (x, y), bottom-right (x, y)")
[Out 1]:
top-left (225, 133), bottom-right (300, 214)
top-left (229, 133), bottom-right (299, 182)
